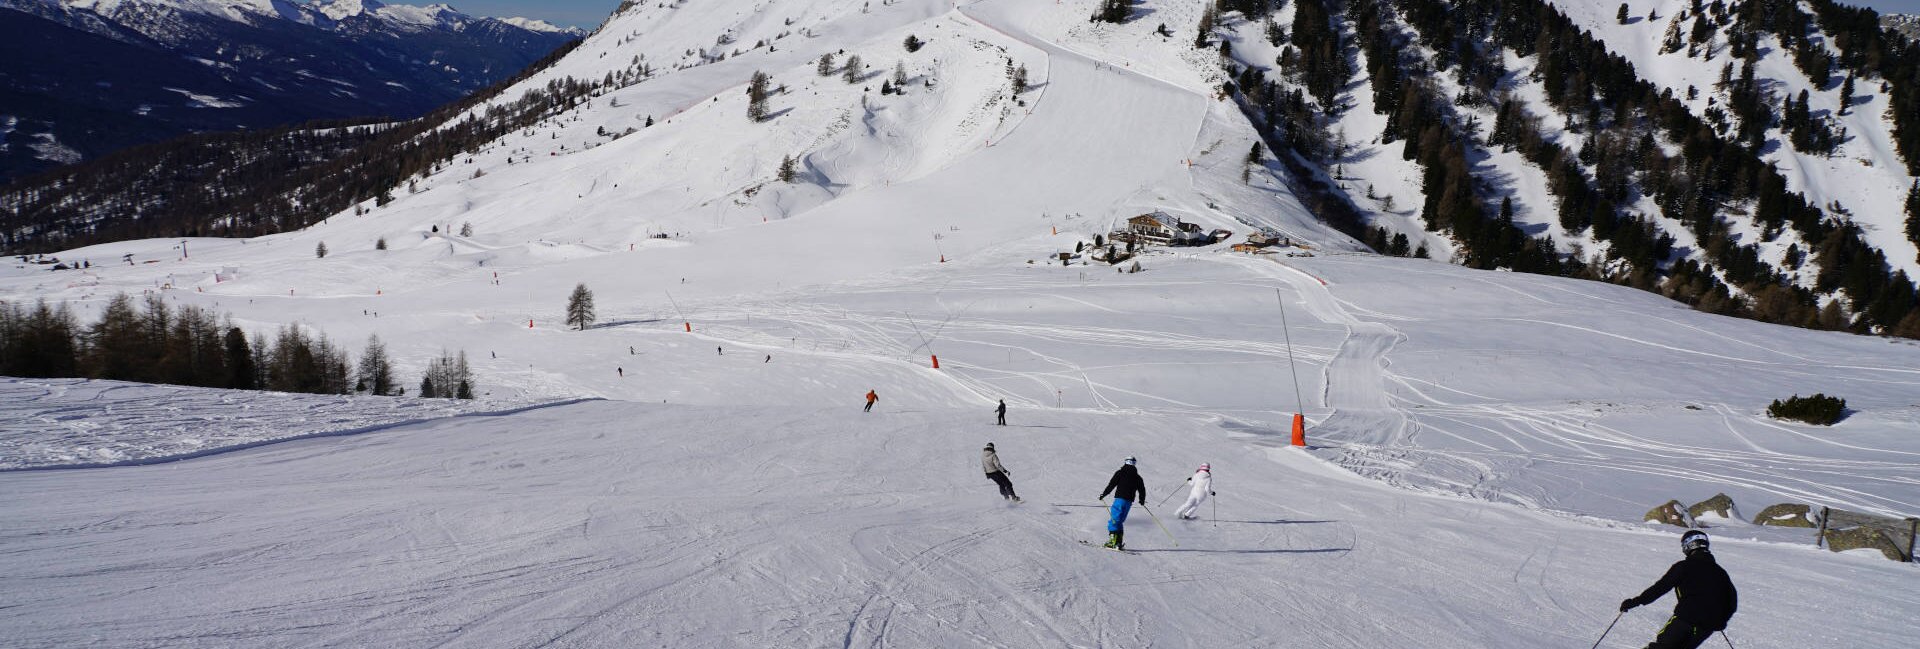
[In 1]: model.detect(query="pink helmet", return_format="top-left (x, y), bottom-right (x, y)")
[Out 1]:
top-left (1199, 464), bottom-right (1210, 472)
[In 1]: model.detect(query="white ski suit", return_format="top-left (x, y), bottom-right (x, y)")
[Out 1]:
top-left (1174, 468), bottom-right (1212, 519)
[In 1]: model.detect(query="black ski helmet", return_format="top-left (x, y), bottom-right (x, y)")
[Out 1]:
top-left (1681, 530), bottom-right (1710, 555)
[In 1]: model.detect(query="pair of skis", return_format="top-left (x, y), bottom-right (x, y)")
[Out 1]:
top-left (1083, 502), bottom-right (1177, 551)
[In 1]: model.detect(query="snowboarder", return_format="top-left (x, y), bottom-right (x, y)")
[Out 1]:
top-left (1174, 464), bottom-right (1213, 520)
top-left (1619, 530), bottom-right (1737, 649)
top-left (995, 399), bottom-right (1007, 426)
top-left (864, 390), bottom-right (878, 412)
top-left (1097, 457), bottom-right (1146, 549)
top-left (981, 442), bottom-right (1019, 502)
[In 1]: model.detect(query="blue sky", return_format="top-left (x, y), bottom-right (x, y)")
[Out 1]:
top-left (457, 0), bottom-right (1920, 28)
top-left (453, 1), bottom-right (622, 28)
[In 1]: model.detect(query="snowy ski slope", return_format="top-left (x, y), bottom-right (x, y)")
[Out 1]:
top-left (3, 0), bottom-right (1918, 646)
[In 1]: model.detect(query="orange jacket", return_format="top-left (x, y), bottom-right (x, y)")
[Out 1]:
top-left (865, 391), bottom-right (878, 403)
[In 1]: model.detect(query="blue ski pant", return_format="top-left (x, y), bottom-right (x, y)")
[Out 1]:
top-left (1108, 498), bottom-right (1133, 533)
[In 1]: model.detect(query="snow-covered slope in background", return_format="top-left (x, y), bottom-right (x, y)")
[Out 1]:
top-left (1553, 0), bottom-right (1920, 277)
top-left (2, 0), bottom-right (1917, 644)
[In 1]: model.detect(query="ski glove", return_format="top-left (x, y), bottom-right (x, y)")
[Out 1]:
top-left (1618, 599), bottom-right (1637, 613)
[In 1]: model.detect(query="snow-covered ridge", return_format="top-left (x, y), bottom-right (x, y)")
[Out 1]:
top-left (37, 0), bottom-right (584, 35)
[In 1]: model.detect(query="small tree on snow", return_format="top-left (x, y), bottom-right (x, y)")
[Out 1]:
top-left (315, 241), bottom-right (328, 258)
top-left (1010, 63), bottom-right (1029, 94)
top-left (1617, 3), bottom-right (1630, 24)
top-left (747, 71), bottom-right (772, 122)
top-left (817, 52), bottom-right (836, 77)
top-left (843, 54), bottom-right (863, 84)
top-left (1243, 142), bottom-right (1264, 183)
top-left (903, 34), bottom-right (923, 52)
top-left (375, 237), bottom-right (387, 251)
top-left (1195, 2), bottom-right (1217, 49)
top-left (892, 61), bottom-right (908, 88)
top-left (566, 283), bottom-right (596, 330)
top-left (459, 221), bottom-right (473, 237)
top-left (779, 154), bottom-right (799, 183)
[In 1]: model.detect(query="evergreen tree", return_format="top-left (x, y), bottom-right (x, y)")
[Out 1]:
top-left (779, 154), bottom-right (799, 183)
top-left (818, 53), bottom-right (836, 77)
top-left (460, 221), bottom-right (473, 237)
top-left (1195, 2), bottom-right (1218, 49)
top-left (315, 241), bottom-right (328, 258)
top-left (224, 327), bottom-right (255, 390)
top-left (566, 283), bottom-right (596, 330)
top-left (375, 237), bottom-right (387, 250)
top-left (903, 34), bottom-right (923, 52)
top-left (1907, 180), bottom-right (1920, 254)
top-left (1839, 74), bottom-right (1855, 116)
top-left (1618, 3), bottom-right (1630, 24)
top-left (747, 71), bottom-right (772, 122)
top-left (893, 61), bottom-right (909, 88)
top-left (1243, 142), bottom-right (1264, 183)
top-left (1010, 62), bottom-right (1029, 94)
top-left (358, 335), bottom-right (395, 395)
top-left (1094, 0), bottom-right (1129, 24)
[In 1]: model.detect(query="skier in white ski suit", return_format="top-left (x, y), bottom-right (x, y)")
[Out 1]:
top-left (1174, 464), bottom-right (1213, 520)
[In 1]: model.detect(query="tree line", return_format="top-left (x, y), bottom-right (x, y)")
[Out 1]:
top-left (0, 295), bottom-right (474, 398)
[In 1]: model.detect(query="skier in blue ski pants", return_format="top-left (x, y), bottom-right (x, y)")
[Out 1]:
top-left (1098, 457), bottom-right (1146, 549)
top-left (1108, 498), bottom-right (1132, 532)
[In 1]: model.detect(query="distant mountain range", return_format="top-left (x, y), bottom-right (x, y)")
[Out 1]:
top-left (1884, 13), bottom-right (1920, 40)
top-left (0, 0), bottom-right (582, 182)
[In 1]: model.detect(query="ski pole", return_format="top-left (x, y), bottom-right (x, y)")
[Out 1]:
top-left (1140, 503), bottom-right (1178, 547)
top-left (1720, 631), bottom-right (1736, 649)
top-left (1590, 612), bottom-right (1623, 649)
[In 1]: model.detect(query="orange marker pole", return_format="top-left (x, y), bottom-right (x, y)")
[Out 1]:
top-left (931, 355), bottom-right (940, 369)
top-left (1291, 413), bottom-right (1307, 447)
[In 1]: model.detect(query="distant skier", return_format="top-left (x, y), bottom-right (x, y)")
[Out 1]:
top-left (765, 354), bottom-right (771, 363)
top-left (981, 442), bottom-right (1019, 502)
top-left (1619, 530), bottom-right (1737, 649)
top-left (717, 346), bottom-right (724, 356)
top-left (617, 367), bottom-right (624, 378)
top-left (995, 399), bottom-right (1007, 426)
top-left (1173, 464), bottom-right (1213, 520)
top-left (1097, 457), bottom-right (1146, 550)
top-left (864, 390), bottom-right (878, 413)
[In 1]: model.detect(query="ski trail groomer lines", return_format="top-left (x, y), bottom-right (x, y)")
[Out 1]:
top-left (981, 442), bottom-right (1019, 503)
top-left (1619, 530), bottom-right (1738, 649)
top-left (1098, 457), bottom-right (1146, 550)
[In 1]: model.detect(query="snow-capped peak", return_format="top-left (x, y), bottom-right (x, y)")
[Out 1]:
top-left (313, 0), bottom-right (390, 20)
top-left (500, 16), bottom-right (577, 35)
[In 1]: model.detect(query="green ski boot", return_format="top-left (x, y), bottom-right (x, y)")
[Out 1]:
top-left (1102, 532), bottom-right (1120, 549)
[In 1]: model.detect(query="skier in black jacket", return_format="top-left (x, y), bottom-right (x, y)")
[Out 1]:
top-left (1620, 530), bottom-right (1737, 649)
top-left (1097, 457), bottom-right (1147, 549)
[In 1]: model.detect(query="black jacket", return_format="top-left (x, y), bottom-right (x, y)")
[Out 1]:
top-left (1629, 552), bottom-right (1737, 630)
top-left (1100, 465), bottom-right (1147, 503)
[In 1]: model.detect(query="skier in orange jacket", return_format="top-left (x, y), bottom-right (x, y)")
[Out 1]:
top-left (864, 390), bottom-right (878, 413)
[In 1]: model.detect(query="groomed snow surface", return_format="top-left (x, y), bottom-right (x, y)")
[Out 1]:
top-left (3, 0), bottom-right (1918, 646)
